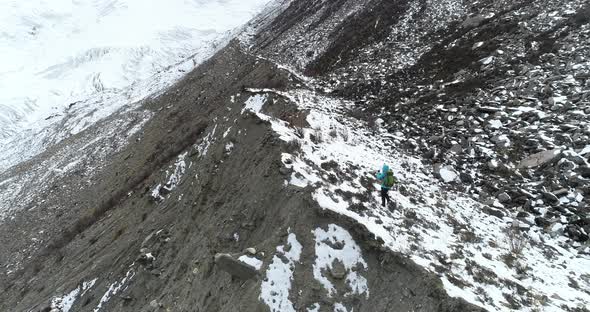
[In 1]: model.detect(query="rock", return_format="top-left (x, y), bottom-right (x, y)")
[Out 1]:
top-left (462, 15), bottom-right (487, 28)
top-left (141, 231), bottom-right (158, 249)
top-left (150, 300), bottom-right (159, 308)
top-left (516, 211), bottom-right (530, 219)
top-left (548, 96), bottom-right (568, 106)
top-left (517, 149), bottom-right (562, 169)
top-left (137, 253), bottom-right (156, 267)
top-left (564, 225), bottom-right (589, 242)
top-left (542, 192), bottom-right (559, 204)
top-left (245, 247), bottom-right (256, 255)
top-left (434, 164), bottom-right (458, 183)
top-left (482, 206), bottom-right (505, 219)
top-left (577, 165), bottom-right (590, 178)
top-left (516, 220), bottom-right (531, 230)
top-left (558, 159), bottom-right (577, 171)
top-left (459, 172), bottom-right (473, 183)
top-left (523, 199), bottom-right (533, 210)
top-left (535, 217), bottom-right (551, 227)
top-left (214, 253), bottom-right (258, 280)
top-left (570, 217), bottom-right (590, 226)
top-left (279, 166), bottom-right (292, 176)
top-left (488, 119), bottom-right (503, 129)
top-left (491, 135), bottom-right (510, 147)
top-left (567, 173), bottom-right (588, 187)
top-left (160, 185), bottom-right (172, 195)
top-left (548, 223), bottom-right (565, 238)
top-left (150, 269), bottom-right (161, 276)
top-left (488, 159), bottom-right (500, 170)
top-left (472, 41), bottom-right (485, 49)
top-left (329, 260), bottom-right (347, 279)
top-left (450, 144), bottom-right (462, 154)
top-left (512, 196), bottom-right (528, 205)
top-left (423, 148), bottom-right (436, 159)
top-left (497, 192), bottom-right (511, 203)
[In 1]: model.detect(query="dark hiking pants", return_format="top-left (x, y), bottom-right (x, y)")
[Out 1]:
top-left (381, 188), bottom-right (390, 207)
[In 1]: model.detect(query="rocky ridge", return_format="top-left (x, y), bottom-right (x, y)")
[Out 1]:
top-left (251, 0), bottom-right (590, 263)
top-left (0, 0), bottom-right (589, 312)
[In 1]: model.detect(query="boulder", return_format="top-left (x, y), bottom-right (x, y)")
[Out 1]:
top-left (459, 172), bottom-right (474, 183)
top-left (535, 217), bottom-right (551, 227)
top-left (497, 192), bottom-right (511, 203)
top-left (434, 164), bottom-right (458, 183)
top-left (450, 144), bottom-right (463, 154)
top-left (491, 135), bottom-right (510, 147)
top-left (577, 165), bottom-right (590, 178)
top-left (482, 206), bottom-right (505, 219)
top-left (488, 159), bottom-right (500, 170)
top-left (329, 260), bottom-right (347, 279)
top-left (542, 192), bottom-right (559, 204)
top-left (423, 149), bottom-right (436, 159)
top-left (279, 166), bottom-right (292, 176)
top-left (564, 225), bottom-right (589, 242)
top-left (462, 15), bottom-right (487, 28)
top-left (517, 149), bottom-right (562, 169)
top-left (214, 253), bottom-right (258, 280)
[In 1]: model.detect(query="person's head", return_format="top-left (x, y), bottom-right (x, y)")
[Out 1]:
top-left (382, 164), bottom-right (389, 173)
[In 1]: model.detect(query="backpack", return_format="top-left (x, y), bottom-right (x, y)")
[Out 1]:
top-left (384, 170), bottom-right (397, 188)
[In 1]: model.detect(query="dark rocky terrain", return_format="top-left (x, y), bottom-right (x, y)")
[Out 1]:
top-left (253, 0), bottom-right (590, 244)
top-left (0, 0), bottom-right (589, 311)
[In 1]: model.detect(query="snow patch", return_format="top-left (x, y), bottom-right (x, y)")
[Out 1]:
top-left (312, 224), bottom-right (369, 298)
top-left (94, 270), bottom-right (135, 312)
top-left (242, 94), bottom-right (268, 114)
top-left (49, 278), bottom-right (97, 312)
top-left (238, 255), bottom-right (263, 270)
top-left (260, 232), bottom-right (303, 312)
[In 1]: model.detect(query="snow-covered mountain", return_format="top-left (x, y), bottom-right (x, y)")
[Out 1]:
top-left (0, 0), bottom-right (270, 171)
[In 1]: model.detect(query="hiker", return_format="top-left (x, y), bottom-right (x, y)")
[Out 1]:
top-left (376, 164), bottom-right (398, 208)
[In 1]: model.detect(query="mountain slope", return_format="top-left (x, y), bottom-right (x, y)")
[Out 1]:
top-left (0, 42), bottom-right (480, 312)
top-left (0, 0), bottom-right (589, 312)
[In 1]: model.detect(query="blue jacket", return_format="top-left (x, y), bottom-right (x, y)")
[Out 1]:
top-left (376, 164), bottom-right (391, 190)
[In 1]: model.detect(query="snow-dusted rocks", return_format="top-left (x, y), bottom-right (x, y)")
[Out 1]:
top-left (312, 224), bottom-right (369, 298)
top-left (150, 152), bottom-right (189, 201)
top-left (241, 64), bottom-right (590, 310)
top-left (214, 253), bottom-right (259, 280)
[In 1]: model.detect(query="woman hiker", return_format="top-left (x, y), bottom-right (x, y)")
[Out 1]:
top-left (376, 164), bottom-right (398, 209)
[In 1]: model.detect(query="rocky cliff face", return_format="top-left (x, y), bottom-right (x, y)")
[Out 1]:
top-left (1, 0), bottom-right (589, 312)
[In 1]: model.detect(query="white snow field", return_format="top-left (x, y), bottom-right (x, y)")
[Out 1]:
top-left (0, 0), bottom-right (271, 171)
